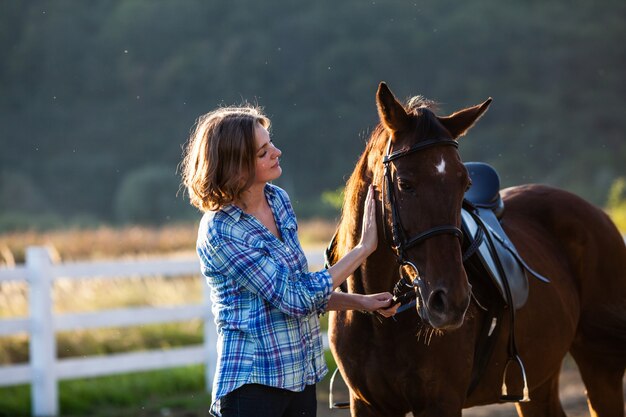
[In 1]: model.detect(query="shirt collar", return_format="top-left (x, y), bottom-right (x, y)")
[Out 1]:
top-left (221, 184), bottom-right (277, 222)
top-left (221, 204), bottom-right (243, 221)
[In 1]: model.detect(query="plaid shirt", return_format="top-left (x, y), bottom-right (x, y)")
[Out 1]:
top-left (196, 184), bottom-right (333, 417)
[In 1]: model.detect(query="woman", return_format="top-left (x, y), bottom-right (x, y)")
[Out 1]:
top-left (180, 105), bottom-right (397, 417)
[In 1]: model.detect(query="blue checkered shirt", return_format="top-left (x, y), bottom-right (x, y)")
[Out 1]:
top-left (196, 184), bottom-right (333, 416)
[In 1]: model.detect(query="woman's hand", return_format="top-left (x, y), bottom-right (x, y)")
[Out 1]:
top-left (326, 184), bottom-right (379, 290)
top-left (360, 292), bottom-right (400, 318)
top-left (358, 184), bottom-right (378, 256)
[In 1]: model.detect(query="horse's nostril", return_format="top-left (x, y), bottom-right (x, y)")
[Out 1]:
top-left (429, 289), bottom-right (448, 314)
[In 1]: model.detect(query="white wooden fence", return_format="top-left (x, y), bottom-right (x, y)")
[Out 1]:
top-left (0, 246), bottom-right (325, 417)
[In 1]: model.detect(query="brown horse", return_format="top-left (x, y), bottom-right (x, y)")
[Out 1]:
top-left (328, 82), bottom-right (626, 417)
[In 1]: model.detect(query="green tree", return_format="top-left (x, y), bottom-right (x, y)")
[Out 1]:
top-left (607, 177), bottom-right (626, 210)
top-left (1, 0), bottom-right (624, 228)
top-left (606, 177), bottom-right (626, 233)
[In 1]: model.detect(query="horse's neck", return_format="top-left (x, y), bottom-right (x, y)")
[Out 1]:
top-left (337, 134), bottom-right (396, 294)
top-left (363, 245), bottom-right (398, 294)
top-left (341, 237), bottom-right (398, 296)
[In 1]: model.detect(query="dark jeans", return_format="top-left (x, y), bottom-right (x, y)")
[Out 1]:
top-left (218, 383), bottom-right (317, 417)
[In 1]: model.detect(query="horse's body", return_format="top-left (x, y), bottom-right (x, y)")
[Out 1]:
top-left (328, 83), bottom-right (626, 417)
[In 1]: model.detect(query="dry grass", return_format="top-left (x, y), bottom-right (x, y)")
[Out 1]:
top-left (0, 223), bottom-right (198, 265)
top-left (0, 219), bottom-right (337, 266)
top-left (0, 275), bottom-right (202, 319)
top-left (297, 218), bottom-right (337, 246)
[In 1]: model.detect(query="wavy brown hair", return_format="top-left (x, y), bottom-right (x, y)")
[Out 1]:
top-left (180, 105), bottom-right (270, 211)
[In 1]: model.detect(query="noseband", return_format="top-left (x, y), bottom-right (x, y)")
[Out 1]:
top-left (381, 137), bottom-right (464, 306)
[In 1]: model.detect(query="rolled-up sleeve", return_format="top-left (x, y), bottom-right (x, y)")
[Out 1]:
top-left (204, 236), bottom-right (332, 317)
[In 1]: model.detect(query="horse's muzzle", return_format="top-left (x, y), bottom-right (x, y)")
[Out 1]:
top-left (414, 279), bottom-right (471, 330)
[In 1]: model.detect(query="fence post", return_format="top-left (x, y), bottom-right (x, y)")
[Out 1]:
top-left (27, 247), bottom-right (58, 417)
top-left (202, 279), bottom-right (216, 394)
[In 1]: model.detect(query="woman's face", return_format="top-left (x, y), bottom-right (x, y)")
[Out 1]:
top-left (253, 123), bottom-right (282, 184)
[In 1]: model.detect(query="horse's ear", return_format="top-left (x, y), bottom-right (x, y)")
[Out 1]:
top-left (437, 98), bottom-right (492, 139)
top-left (376, 82), bottom-right (410, 134)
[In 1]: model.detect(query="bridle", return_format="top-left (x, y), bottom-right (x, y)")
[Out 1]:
top-left (381, 136), bottom-right (464, 307)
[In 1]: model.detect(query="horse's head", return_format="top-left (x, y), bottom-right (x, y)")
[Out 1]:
top-left (373, 82), bottom-right (491, 330)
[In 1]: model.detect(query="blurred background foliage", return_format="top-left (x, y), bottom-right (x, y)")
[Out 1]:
top-left (1, 0), bottom-right (625, 231)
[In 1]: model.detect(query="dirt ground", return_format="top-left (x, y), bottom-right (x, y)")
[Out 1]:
top-left (316, 362), bottom-right (626, 417)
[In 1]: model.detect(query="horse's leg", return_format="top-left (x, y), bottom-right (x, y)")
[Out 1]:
top-left (570, 345), bottom-right (626, 417)
top-left (569, 300), bottom-right (626, 417)
top-left (515, 372), bottom-right (566, 417)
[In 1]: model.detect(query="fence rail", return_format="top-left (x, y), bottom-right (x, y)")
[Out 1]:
top-left (0, 246), bottom-right (325, 417)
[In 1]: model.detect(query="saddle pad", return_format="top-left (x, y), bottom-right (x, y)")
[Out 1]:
top-left (461, 207), bottom-right (529, 310)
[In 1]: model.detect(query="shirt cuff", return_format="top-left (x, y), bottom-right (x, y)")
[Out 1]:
top-left (313, 269), bottom-right (333, 315)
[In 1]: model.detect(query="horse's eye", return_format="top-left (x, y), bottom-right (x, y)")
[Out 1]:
top-left (398, 179), bottom-right (414, 192)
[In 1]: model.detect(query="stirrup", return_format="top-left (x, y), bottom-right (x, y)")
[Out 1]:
top-left (329, 367), bottom-right (350, 409)
top-left (500, 354), bottom-right (530, 402)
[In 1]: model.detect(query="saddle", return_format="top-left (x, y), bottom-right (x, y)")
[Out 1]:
top-left (462, 162), bottom-right (550, 402)
top-left (461, 162), bottom-right (549, 310)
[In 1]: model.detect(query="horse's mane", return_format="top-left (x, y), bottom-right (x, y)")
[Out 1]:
top-left (334, 96), bottom-right (441, 260)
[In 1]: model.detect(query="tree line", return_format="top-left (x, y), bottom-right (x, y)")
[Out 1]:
top-left (1, 0), bottom-right (624, 230)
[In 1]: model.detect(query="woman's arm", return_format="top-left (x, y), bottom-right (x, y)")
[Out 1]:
top-left (327, 185), bottom-right (378, 290)
top-left (200, 237), bottom-right (332, 318)
top-left (326, 291), bottom-right (399, 317)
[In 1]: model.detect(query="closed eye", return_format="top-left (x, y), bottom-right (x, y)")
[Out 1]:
top-left (258, 140), bottom-right (274, 158)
